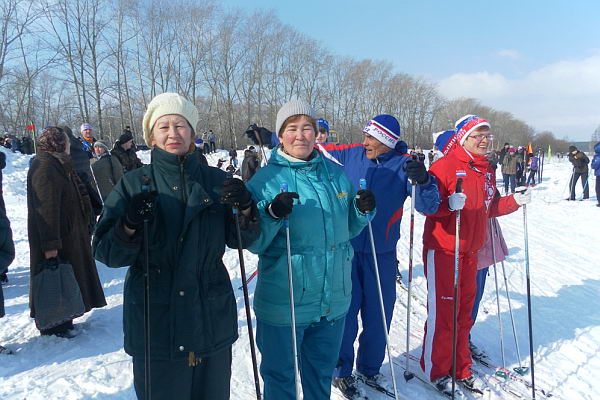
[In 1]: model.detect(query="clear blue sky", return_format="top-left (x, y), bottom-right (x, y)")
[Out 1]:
top-left (222, 0), bottom-right (600, 141)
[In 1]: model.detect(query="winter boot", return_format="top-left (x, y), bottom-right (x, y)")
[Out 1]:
top-left (356, 371), bottom-right (393, 395)
top-left (0, 344), bottom-right (13, 355)
top-left (332, 375), bottom-right (366, 400)
top-left (458, 374), bottom-right (488, 394)
top-left (434, 376), bottom-right (466, 399)
top-left (0, 272), bottom-right (7, 284)
top-left (469, 341), bottom-right (489, 362)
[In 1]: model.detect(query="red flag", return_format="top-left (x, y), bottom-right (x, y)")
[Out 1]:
top-left (25, 124), bottom-right (36, 131)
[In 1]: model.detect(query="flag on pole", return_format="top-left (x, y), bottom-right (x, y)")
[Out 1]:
top-left (547, 145), bottom-right (552, 159)
top-left (25, 125), bottom-right (36, 131)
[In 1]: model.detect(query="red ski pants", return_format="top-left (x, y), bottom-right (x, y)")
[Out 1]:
top-left (420, 248), bottom-right (477, 382)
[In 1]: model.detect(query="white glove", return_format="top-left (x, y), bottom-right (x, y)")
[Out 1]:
top-left (448, 192), bottom-right (467, 211)
top-left (513, 187), bottom-right (532, 206)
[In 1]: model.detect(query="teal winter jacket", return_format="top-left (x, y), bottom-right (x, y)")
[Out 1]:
top-left (246, 146), bottom-right (370, 326)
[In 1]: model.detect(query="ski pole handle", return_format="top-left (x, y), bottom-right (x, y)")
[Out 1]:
top-left (358, 178), bottom-right (374, 221)
top-left (226, 172), bottom-right (240, 215)
top-left (359, 178), bottom-right (367, 190)
top-left (455, 178), bottom-right (463, 194)
top-left (142, 175), bottom-right (151, 193)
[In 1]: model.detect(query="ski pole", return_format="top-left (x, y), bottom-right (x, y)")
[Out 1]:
top-left (359, 178), bottom-right (400, 400)
top-left (238, 268), bottom-right (258, 291)
top-left (517, 187), bottom-right (536, 399)
top-left (403, 179), bottom-right (417, 382)
top-left (488, 219), bottom-right (506, 369)
top-left (281, 182), bottom-right (301, 400)
top-left (451, 178), bottom-right (463, 400)
top-left (253, 127), bottom-right (269, 167)
top-left (141, 175), bottom-right (152, 400)
top-left (229, 178), bottom-right (262, 399)
top-left (499, 258), bottom-right (528, 375)
top-left (492, 222), bottom-right (529, 375)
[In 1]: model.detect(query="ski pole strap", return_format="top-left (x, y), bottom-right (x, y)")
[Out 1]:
top-left (358, 178), bottom-right (373, 222)
top-left (226, 172), bottom-right (239, 215)
top-left (280, 182), bottom-right (289, 228)
top-left (455, 178), bottom-right (463, 194)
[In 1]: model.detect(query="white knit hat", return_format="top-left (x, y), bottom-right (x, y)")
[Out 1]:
top-left (275, 100), bottom-right (315, 135)
top-left (142, 93), bottom-right (199, 146)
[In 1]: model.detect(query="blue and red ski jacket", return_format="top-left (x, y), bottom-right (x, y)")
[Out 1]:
top-left (320, 142), bottom-right (440, 254)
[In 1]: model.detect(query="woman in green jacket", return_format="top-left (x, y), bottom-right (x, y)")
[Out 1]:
top-left (246, 100), bottom-right (375, 399)
top-left (93, 93), bottom-right (259, 400)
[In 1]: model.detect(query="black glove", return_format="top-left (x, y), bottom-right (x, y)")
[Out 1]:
top-left (124, 191), bottom-right (158, 230)
top-left (268, 192), bottom-right (299, 219)
top-left (405, 159), bottom-right (429, 185)
top-left (355, 189), bottom-right (376, 213)
top-left (221, 178), bottom-right (253, 210)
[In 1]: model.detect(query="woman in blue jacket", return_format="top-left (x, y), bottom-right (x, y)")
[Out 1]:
top-left (246, 100), bottom-right (374, 400)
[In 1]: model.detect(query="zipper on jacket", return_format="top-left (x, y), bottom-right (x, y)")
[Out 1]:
top-left (180, 159), bottom-right (188, 203)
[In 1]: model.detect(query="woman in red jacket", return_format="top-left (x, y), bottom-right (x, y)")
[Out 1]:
top-left (420, 115), bottom-right (531, 397)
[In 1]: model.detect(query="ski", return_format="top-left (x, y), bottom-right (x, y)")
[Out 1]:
top-left (473, 358), bottom-right (554, 398)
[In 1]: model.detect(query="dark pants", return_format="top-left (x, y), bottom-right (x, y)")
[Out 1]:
top-left (526, 169), bottom-right (537, 185)
top-left (471, 268), bottom-right (489, 323)
top-left (569, 171), bottom-right (589, 200)
top-left (502, 174), bottom-right (516, 194)
top-left (132, 346), bottom-right (232, 400)
top-left (257, 317), bottom-right (345, 400)
top-left (596, 177), bottom-right (600, 204)
top-left (334, 251), bottom-right (396, 378)
top-left (210, 141), bottom-right (216, 153)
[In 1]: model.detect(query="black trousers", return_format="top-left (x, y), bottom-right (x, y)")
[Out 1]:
top-left (133, 346), bottom-right (232, 400)
top-left (569, 171), bottom-right (589, 199)
top-left (596, 177), bottom-right (600, 204)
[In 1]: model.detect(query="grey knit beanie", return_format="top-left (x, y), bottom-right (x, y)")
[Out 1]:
top-left (275, 100), bottom-right (315, 135)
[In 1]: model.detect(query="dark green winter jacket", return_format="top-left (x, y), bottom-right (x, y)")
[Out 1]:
top-left (93, 147), bottom-right (260, 360)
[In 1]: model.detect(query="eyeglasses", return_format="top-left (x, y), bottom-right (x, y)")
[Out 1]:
top-left (468, 134), bottom-right (493, 142)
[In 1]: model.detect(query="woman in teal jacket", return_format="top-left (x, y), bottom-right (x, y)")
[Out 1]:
top-left (246, 100), bottom-right (375, 399)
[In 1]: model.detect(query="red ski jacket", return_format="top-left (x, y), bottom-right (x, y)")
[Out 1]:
top-left (423, 146), bottom-right (519, 254)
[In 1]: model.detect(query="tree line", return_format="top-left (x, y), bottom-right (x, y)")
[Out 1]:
top-left (0, 0), bottom-right (573, 151)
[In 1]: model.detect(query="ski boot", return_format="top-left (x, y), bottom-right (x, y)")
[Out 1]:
top-left (469, 341), bottom-right (491, 363)
top-left (458, 374), bottom-right (488, 395)
top-left (355, 371), bottom-right (394, 396)
top-left (333, 375), bottom-right (367, 399)
top-left (434, 376), bottom-right (466, 399)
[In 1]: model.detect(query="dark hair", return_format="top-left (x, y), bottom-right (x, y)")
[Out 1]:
top-left (38, 126), bottom-right (68, 153)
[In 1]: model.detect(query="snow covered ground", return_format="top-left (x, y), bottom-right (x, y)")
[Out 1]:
top-left (0, 147), bottom-right (597, 399)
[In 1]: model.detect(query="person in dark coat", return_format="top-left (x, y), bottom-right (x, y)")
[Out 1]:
top-left (591, 142), bottom-right (600, 207)
top-left (91, 141), bottom-right (124, 201)
top-left (0, 174), bottom-right (15, 354)
top-left (93, 93), bottom-right (260, 400)
top-left (499, 142), bottom-right (510, 165)
top-left (27, 127), bottom-right (107, 337)
top-left (241, 147), bottom-right (261, 183)
top-left (0, 150), bottom-right (8, 285)
top-left (112, 130), bottom-right (144, 173)
top-left (62, 126), bottom-right (103, 217)
top-left (568, 145), bottom-right (590, 200)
